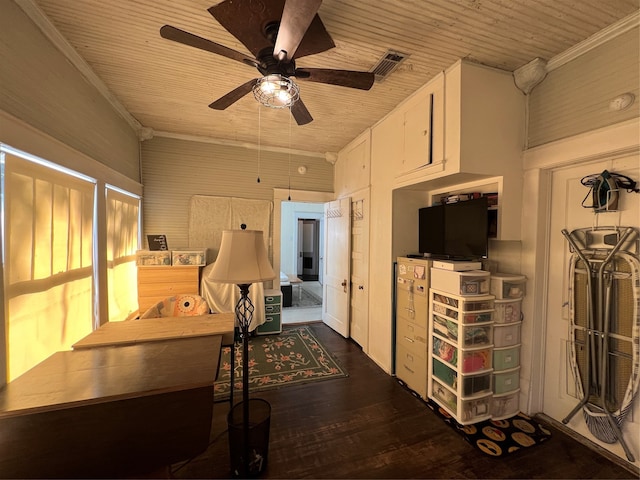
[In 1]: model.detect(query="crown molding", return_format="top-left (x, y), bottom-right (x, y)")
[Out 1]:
top-left (547, 10), bottom-right (639, 71)
top-left (153, 130), bottom-right (326, 159)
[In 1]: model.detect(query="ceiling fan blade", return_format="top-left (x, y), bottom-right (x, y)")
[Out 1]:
top-left (295, 68), bottom-right (375, 90)
top-left (208, 79), bottom-right (258, 110)
top-left (209, 0), bottom-right (335, 60)
top-left (160, 25), bottom-right (258, 67)
top-left (291, 98), bottom-right (313, 125)
top-left (273, 0), bottom-right (322, 62)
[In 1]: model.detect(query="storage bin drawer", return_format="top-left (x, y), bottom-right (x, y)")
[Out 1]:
top-left (490, 273), bottom-right (526, 299)
top-left (461, 311), bottom-right (493, 324)
top-left (491, 389), bottom-right (520, 420)
top-left (136, 250), bottom-right (171, 266)
top-left (265, 304), bottom-right (281, 314)
top-left (494, 298), bottom-right (522, 324)
top-left (264, 293), bottom-right (281, 305)
top-left (256, 314), bottom-right (282, 335)
top-left (493, 321), bottom-right (521, 347)
top-left (493, 366), bottom-right (520, 394)
top-left (432, 290), bottom-right (495, 312)
top-left (396, 344), bottom-right (427, 398)
top-left (172, 248), bottom-right (207, 266)
top-left (397, 319), bottom-right (428, 357)
top-left (493, 345), bottom-right (521, 370)
top-left (431, 268), bottom-right (490, 296)
top-left (461, 347), bottom-right (492, 373)
top-left (431, 379), bottom-right (492, 424)
top-left (432, 359), bottom-right (492, 396)
top-left (432, 315), bottom-right (493, 347)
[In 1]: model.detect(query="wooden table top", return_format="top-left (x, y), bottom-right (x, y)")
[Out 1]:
top-left (287, 274), bottom-right (303, 284)
top-left (0, 336), bottom-right (222, 418)
top-left (72, 313), bottom-right (235, 349)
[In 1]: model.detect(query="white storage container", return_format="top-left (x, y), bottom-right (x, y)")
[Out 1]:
top-left (430, 268), bottom-right (490, 296)
top-left (432, 314), bottom-right (493, 347)
top-left (171, 248), bottom-right (207, 266)
top-left (493, 344), bottom-right (521, 370)
top-left (432, 337), bottom-right (492, 373)
top-left (491, 389), bottom-right (520, 420)
top-left (494, 298), bottom-right (522, 324)
top-left (490, 273), bottom-right (526, 299)
top-left (493, 321), bottom-right (522, 347)
top-left (136, 249), bottom-right (171, 266)
top-left (493, 366), bottom-right (520, 394)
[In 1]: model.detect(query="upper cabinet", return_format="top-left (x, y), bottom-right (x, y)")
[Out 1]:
top-left (335, 130), bottom-right (371, 197)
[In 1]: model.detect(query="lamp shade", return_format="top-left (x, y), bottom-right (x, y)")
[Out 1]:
top-left (208, 229), bottom-right (275, 284)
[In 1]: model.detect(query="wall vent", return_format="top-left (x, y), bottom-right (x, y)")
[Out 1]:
top-left (370, 50), bottom-right (410, 81)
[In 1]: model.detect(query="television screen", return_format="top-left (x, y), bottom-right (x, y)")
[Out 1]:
top-left (418, 197), bottom-right (488, 259)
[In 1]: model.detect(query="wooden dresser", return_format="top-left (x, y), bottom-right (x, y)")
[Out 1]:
top-left (137, 266), bottom-right (201, 314)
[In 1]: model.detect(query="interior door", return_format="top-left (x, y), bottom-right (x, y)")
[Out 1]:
top-left (349, 191), bottom-right (370, 349)
top-left (543, 155), bottom-right (639, 460)
top-left (323, 197), bottom-right (351, 337)
top-left (296, 219), bottom-right (303, 276)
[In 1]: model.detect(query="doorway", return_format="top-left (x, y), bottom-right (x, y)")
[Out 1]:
top-left (279, 199), bottom-right (325, 324)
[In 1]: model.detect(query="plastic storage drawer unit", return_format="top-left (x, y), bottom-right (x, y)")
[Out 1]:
top-left (431, 379), bottom-right (492, 425)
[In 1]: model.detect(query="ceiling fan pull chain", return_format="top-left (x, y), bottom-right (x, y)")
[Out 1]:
top-left (257, 103), bottom-right (262, 183)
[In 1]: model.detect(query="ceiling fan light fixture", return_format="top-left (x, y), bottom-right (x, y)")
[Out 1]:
top-left (253, 74), bottom-right (299, 108)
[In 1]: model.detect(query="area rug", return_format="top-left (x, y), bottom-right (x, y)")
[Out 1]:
top-left (291, 288), bottom-right (323, 308)
top-left (214, 326), bottom-right (347, 399)
top-left (426, 398), bottom-right (552, 457)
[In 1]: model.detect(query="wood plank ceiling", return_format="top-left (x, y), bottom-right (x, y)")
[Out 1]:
top-left (29, 0), bottom-right (639, 155)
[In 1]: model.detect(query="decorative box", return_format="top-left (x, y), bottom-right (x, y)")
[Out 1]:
top-left (136, 250), bottom-right (171, 266)
top-left (171, 248), bottom-right (207, 266)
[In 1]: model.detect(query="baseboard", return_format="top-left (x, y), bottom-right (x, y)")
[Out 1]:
top-left (534, 413), bottom-right (639, 476)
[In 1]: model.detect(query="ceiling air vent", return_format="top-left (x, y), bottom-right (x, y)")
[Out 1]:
top-left (370, 50), bottom-right (410, 82)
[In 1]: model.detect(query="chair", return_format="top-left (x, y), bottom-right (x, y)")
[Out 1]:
top-left (140, 294), bottom-right (210, 319)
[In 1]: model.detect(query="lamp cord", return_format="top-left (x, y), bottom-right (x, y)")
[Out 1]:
top-left (257, 104), bottom-right (262, 183)
top-left (288, 107), bottom-right (292, 200)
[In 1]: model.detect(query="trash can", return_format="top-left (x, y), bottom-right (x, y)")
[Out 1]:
top-left (227, 398), bottom-right (271, 478)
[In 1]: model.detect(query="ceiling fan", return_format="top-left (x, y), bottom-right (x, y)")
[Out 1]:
top-left (160, 0), bottom-right (375, 125)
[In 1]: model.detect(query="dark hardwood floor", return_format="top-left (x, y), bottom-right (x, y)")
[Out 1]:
top-left (172, 322), bottom-right (636, 479)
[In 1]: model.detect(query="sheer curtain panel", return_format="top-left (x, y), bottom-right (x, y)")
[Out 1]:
top-left (106, 186), bottom-right (140, 322)
top-left (3, 152), bottom-right (95, 381)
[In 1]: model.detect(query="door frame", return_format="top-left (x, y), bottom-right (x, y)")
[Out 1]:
top-left (273, 189), bottom-right (334, 291)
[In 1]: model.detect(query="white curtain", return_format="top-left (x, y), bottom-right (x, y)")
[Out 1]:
top-left (3, 152), bottom-right (95, 381)
top-left (106, 187), bottom-right (140, 322)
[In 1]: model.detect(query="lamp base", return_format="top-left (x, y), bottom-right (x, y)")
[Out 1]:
top-left (227, 398), bottom-right (271, 478)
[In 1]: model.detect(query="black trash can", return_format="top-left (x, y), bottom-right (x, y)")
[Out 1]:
top-left (227, 398), bottom-right (271, 478)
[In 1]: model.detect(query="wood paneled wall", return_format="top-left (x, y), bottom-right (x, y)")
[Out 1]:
top-left (528, 27), bottom-right (639, 147)
top-left (140, 136), bottom-right (333, 249)
top-left (0, 0), bottom-right (139, 182)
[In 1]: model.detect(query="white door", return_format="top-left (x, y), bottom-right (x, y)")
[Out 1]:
top-left (323, 197), bottom-right (351, 337)
top-left (543, 155), bottom-right (640, 461)
top-left (349, 191), bottom-right (370, 349)
top-left (296, 219), bottom-right (303, 276)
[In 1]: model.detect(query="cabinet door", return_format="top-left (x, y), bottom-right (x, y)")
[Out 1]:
top-left (402, 93), bottom-right (432, 173)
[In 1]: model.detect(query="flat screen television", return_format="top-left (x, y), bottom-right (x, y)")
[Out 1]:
top-left (418, 197), bottom-right (489, 259)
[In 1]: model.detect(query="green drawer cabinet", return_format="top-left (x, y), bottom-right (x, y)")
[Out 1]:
top-left (257, 289), bottom-right (282, 335)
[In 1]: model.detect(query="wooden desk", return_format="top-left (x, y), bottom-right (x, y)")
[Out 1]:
top-left (0, 336), bottom-right (222, 479)
top-left (72, 313), bottom-right (235, 349)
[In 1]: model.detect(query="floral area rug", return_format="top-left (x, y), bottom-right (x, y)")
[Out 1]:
top-left (426, 398), bottom-right (552, 457)
top-left (214, 326), bottom-right (347, 399)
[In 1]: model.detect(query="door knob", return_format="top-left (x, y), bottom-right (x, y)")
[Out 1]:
top-left (341, 279), bottom-right (347, 292)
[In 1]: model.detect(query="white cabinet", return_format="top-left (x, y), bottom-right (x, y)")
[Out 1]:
top-left (335, 130), bottom-right (371, 197)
